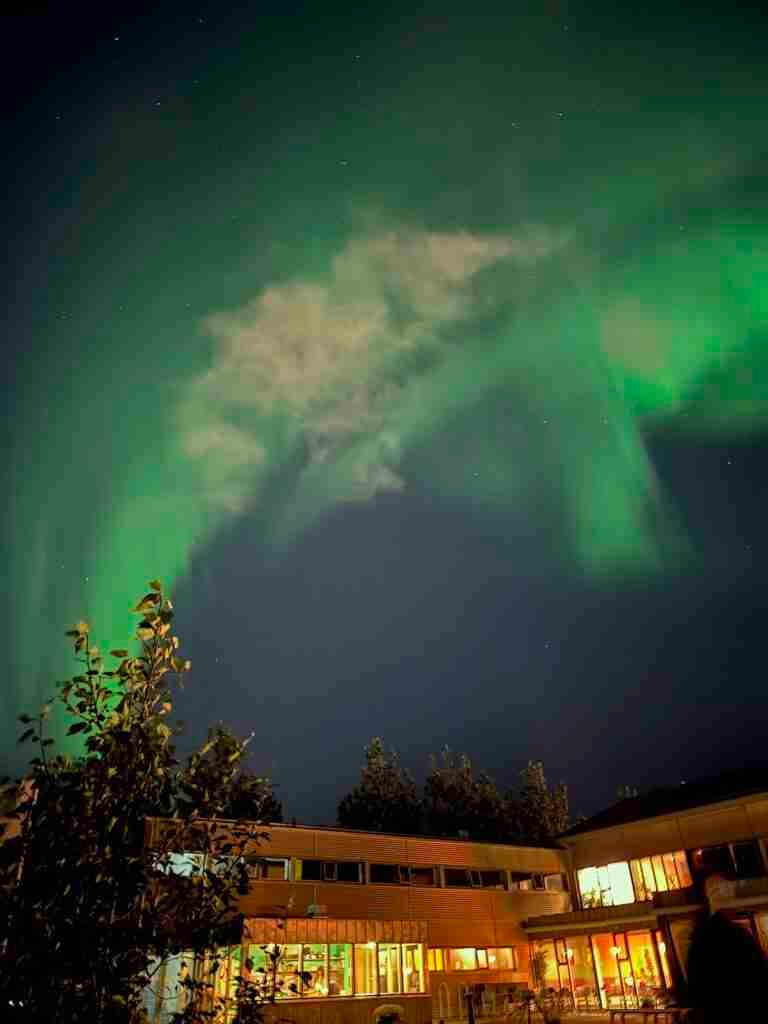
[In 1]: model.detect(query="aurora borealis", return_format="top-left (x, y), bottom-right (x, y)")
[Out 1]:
top-left (4, 3), bottom-right (768, 816)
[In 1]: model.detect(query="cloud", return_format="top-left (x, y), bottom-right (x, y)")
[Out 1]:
top-left (180, 224), bottom-right (567, 516)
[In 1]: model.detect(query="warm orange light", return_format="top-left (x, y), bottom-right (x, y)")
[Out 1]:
top-left (658, 942), bottom-right (666, 954)
top-left (610, 945), bottom-right (620, 957)
top-left (566, 948), bottom-right (574, 960)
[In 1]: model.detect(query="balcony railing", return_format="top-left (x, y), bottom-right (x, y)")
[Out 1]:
top-left (525, 901), bottom-right (656, 931)
top-left (708, 875), bottom-right (768, 908)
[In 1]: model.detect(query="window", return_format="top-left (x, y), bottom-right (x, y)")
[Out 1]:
top-left (301, 943), bottom-right (328, 996)
top-left (476, 949), bottom-right (489, 968)
top-left (448, 948), bottom-right (477, 971)
top-left (410, 865), bottom-right (436, 886)
top-left (378, 942), bottom-right (402, 993)
top-left (249, 857), bottom-right (290, 880)
top-left (328, 944), bottom-right (353, 996)
top-left (733, 841), bottom-right (764, 878)
top-left (164, 852), bottom-right (204, 876)
top-left (629, 849), bottom-right (692, 900)
top-left (545, 873), bottom-right (565, 891)
top-left (370, 863), bottom-right (400, 884)
top-left (509, 873), bottom-right (533, 890)
top-left (403, 942), bottom-right (425, 992)
top-left (299, 859), bottom-right (362, 883)
top-left (477, 869), bottom-right (506, 889)
top-left (577, 862), bottom-right (634, 908)
top-left (276, 944), bottom-right (302, 999)
top-left (354, 943), bottom-right (377, 994)
top-left (487, 948), bottom-right (517, 970)
top-left (428, 948), bottom-right (446, 972)
top-left (445, 868), bottom-right (471, 887)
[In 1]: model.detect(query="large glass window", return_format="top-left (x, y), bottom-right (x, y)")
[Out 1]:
top-left (531, 940), bottom-right (560, 990)
top-left (577, 862), bottom-right (634, 907)
top-left (354, 943), bottom-right (377, 994)
top-left (301, 944), bottom-right (328, 997)
top-left (155, 952), bottom-right (195, 1023)
top-left (487, 948), bottom-right (516, 970)
top-left (403, 943), bottom-right (425, 992)
top-left (626, 931), bottom-right (662, 1007)
top-left (276, 944), bottom-right (301, 998)
top-left (328, 944), bottom-right (352, 996)
top-left (448, 948), bottom-right (477, 971)
top-left (589, 934), bottom-right (623, 1009)
top-left (378, 942), bottom-right (402, 993)
top-left (566, 936), bottom-right (600, 1010)
top-left (629, 850), bottom-right (692, 900)
top-left (653, 931), bottom-right (672, 989)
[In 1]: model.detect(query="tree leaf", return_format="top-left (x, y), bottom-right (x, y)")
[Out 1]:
top-left (148, 579), bottom-right (162, 592)
top-left (67, 722), bottom-right (89, 736)
top-left (110, 649), bottom-right (129, 658)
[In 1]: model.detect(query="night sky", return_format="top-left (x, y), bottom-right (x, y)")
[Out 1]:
top-left (4, 2), bottom-right (768, 824)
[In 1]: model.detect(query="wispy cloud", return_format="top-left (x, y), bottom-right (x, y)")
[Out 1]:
top-left (180, 224), bottom-right (567, 515)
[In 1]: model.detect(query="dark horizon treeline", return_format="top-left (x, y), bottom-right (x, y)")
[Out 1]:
top-left (334, 737), bottom-right (569, 845)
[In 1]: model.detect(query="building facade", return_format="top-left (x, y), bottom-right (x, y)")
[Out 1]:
top-left (142, 820), bottom-right (569, 1024)
top-left (524, 780), bottom-right (768, 1012)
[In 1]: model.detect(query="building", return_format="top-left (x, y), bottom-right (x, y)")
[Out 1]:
top-left (524, 769), bottom-right (768, 1011)
top-left (142, 819), bottom-right (569, 1023)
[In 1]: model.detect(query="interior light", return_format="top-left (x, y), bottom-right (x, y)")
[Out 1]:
top-left (610, 946), bottom-right (620, 957)
top-left (566, 948), bottom-right (574, 960)
top-left (626, 976), bottom-right (634, 986)
top-left (404, 967), bottom-right (412, 974)
top-left (366, 941), bottom-right (376, 949)
top-left (658, 942), bottom-right (666, 955)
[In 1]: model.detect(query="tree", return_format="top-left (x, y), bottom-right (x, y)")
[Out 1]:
top-left (337, 738), bottom-right (421, 834)
top-left (515, 760), bottom-right (570, 842)
top-left (422, 747), bottom-right (511, 841)
top-left (0, 580), bottom-right (271, 1024)
top-left (685, 910), bottom-right (768, 1020)
top-left (178, 725), bottom-right (282, 823)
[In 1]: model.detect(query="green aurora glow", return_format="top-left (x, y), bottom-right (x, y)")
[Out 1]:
top-left (5, 7), bottom-right (768, 764)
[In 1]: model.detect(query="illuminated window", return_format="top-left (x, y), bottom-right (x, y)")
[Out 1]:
top-left (448, 948), bottom-right (477, 971)
top-left (487, 947), bottom-right (516, 970)
top-left (403, 943), bottom-right (425, 992)
top-left (428, 948), bottom-right (446, 972)
top-left (276, 944), bottom-right (301, 998)
top-left (328, 944), bottom-right (353, 996)
top-left (164, 852), bottom-right (204, 876)
top-left (301, 944), bottom-right (328, 997)
top-left (476, 949), bottom-right (489, 968)
top-left (577, 863), bottom-right (634, 907)
top-left (354, 943), bottom-right (377, 994)
top-left (629, 851), bottom-right (692, 899)
top-left (378, 942), bottom-right (402, 993)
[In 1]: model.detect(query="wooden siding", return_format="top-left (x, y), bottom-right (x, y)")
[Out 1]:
top-left (746, 799), bottom-right (768, 835)
top-left (563, 792), bottom-right (768, 871)
top-left (677, 805), bottom-right (754, 848)
top-left (244, 918), bottom-right (427, 944)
